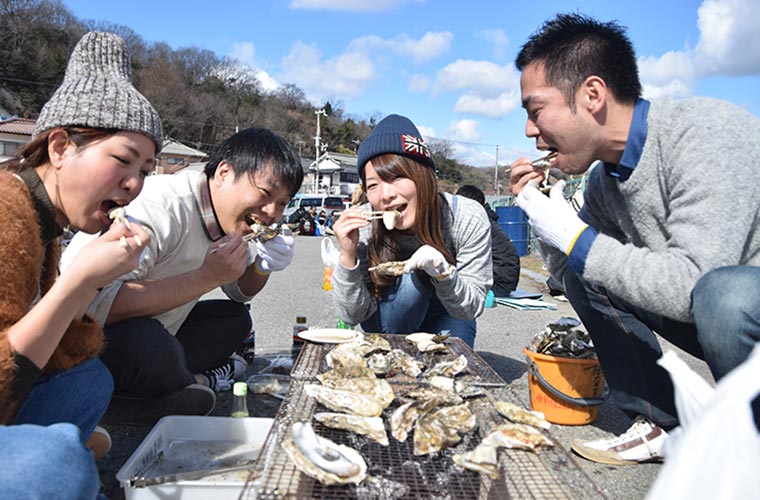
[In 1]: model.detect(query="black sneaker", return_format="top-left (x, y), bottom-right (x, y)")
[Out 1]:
top-left (103, 384), bottom-right (216, 426)
top-left (201, 354), bottom-right (247, 392)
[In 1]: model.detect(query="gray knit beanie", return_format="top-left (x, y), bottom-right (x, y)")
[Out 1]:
top-left (33, 31), bottom-right (163, 150)
top-left (356, 114), bottom-right (435, 178)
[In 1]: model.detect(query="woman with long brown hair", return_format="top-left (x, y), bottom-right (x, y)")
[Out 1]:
top-left (331, 114), bottom-right (492, 347)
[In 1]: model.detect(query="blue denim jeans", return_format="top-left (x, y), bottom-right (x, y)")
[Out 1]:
top-left (564, 265), bottom-right (760, 429)
top-left (360, 271), bottom-right (477, 347)
top-left (0, 423), bottom-right (100, 499)
top-left (14, 358), bottom-right (113, 445)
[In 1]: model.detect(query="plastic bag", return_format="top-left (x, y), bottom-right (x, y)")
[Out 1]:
top-left (320, 237), bottom-right (339, 268)
top-left (646, 346), bottom-right (760, 499)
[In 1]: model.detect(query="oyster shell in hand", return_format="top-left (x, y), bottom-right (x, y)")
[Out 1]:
top-left (368, 260), bottom-right (408, 276)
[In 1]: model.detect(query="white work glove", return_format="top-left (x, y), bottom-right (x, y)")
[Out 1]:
top-left (254, 234), bottom-right (295, 274)
top-left (404, 245), bottom-right (453, 279)
top-left (516, 180), bottom-right (588, 254)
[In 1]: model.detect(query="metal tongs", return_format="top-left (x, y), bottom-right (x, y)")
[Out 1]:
top-left (129, 459), bottom-right (256, 488)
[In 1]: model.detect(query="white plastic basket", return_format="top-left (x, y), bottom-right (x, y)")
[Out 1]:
top-left (116, 416), bottom-right (273, 500)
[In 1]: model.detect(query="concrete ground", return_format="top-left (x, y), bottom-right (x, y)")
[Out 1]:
top-left (99, 235), bottom-right (712, 499)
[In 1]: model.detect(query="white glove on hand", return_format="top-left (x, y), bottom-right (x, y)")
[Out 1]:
top-left (254, 235), bottom-right (295, 274)
top-left (404, 244), bottom-right (453, 279)
top-left (516, 180), bottom-right (588, 254)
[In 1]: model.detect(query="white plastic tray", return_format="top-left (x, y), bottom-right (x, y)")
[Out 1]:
top-left (117, 415), bottom-right (273, 500)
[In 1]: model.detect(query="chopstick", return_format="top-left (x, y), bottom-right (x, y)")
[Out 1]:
top-left (530, 151), bottom-right (558, 169)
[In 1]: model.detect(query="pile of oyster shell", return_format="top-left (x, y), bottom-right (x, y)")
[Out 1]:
top-left (285, 333), bottom-right (554, 485)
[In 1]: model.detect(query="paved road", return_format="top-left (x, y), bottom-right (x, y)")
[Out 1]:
top-left (100, 234), bottom-right (711, 499)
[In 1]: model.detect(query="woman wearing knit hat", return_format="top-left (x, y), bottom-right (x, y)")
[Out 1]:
top-left (331, 114), bottom-right (492, 347)
top-left (0, 31), bottom-right (161, 497)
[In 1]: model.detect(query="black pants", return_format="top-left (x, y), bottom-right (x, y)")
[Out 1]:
top-left (101, 300), bottom-right (251, 398)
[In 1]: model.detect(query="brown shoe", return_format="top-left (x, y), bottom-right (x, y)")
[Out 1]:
top-left (86, 425), bottom-right (111, 461)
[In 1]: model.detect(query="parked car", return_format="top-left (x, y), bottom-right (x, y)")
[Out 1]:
top-left (282, 195), bottom-right (345, 221)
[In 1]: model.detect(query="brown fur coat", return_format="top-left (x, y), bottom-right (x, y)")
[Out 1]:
top-left (0, 170), bottom-right (104, 424)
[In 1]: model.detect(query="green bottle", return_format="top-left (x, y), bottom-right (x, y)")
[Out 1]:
top-left (231, 382), bottom-right (249, 418)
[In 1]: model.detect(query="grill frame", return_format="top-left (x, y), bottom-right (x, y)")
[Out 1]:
top-left (245, 335), bottom-right (608, 500)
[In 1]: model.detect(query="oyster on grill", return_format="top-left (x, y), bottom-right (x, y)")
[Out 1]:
top-left (284, 421), bottom-right (367, 485)
top-left (325, 345), bottom-right (374, 378)
top-left (424, 355), bottom-right (468, 378)
top-left (452, 423), bottom-right (552, 478)
top-left (317, 376), bottom-right (394, 408)
top-left (366, 351), bottom-right (393, 376)
top-left (313, 412), bottom-right (389, 446)
top-left (368, 260), bottom-right (407, 276)
top-left (405, 332), bottom-right (448, 353)
top-left (388, 349), bottom-right (424, 377)
top-left (493, 401), bottom-right (551, 430)
top-left (356, 334), bottom-right (392, 356)
top-left (305, 384), bottom-right (384, 417)
top-left (413, 403), bottom-right (477, 455)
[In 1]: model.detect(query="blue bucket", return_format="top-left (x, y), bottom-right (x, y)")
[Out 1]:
top-left (495, 206), bottom-right (529, 256)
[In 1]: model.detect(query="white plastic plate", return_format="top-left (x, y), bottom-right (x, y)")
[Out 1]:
top-left (298, 328), bottom-right (364, 344)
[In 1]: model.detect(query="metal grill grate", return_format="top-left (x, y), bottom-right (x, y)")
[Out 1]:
top-left (246, 335), bottom-right (607, 500)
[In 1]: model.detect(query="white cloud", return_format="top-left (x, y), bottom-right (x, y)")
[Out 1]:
top-left (408, 74), bottom-right (432, 92)
top-left (288, 0), bottom-right (424, 12)
top-left (637, 0), bottom-right (760, 98)
top-left (434, 59), bottom-right (519, 97)
top-left (454, 91), bottom-right (520, 118)
top-left (476, 29), bottom-right (510, 60)
top-left (447, 119), bottom-right (482, 143)
top-left (694, 0), bottom-right (760, 75)
top-left (227, 42), bottom-right (281, 92)
top-left (417, 125), bottom-right (437, 138)
top-left (279, 42), bottom-right (375, 102)
top-left (349, 31), bottom-right (453, 65)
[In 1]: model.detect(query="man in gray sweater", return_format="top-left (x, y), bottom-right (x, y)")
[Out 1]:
top-left (510, 13), bottom-right (760, 465)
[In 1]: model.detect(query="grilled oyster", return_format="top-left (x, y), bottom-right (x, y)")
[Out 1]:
top-left (285, 421), bottom-right (367, 485)
top-left (424, 355), bottom-right (468, 378)
top-left (405, 332), bottom-right (448, 353)
top-left (313, 412), bottom-right (389, 446)
top-left (305, 384), bottom-right (384, 417)
top-left (317, 376), bottom-right (394, 408)
top-left (413, 403), bottom-right (477, 455)
top-left (368, 260), bottom-right (407, 276)
top-left (493, 401), bottom-right (551, 429)
top-left (247, 221), bottom-right (280, 242)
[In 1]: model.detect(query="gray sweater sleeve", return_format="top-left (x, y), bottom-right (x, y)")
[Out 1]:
top-left (570, 98), bottom-right (760, 322)
top-left (331, 194), bottom-right (493, 325)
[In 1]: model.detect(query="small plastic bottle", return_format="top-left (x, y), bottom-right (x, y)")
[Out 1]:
top-left (231, 382), bottom-right (249, 418)
top-left (293, 316), bottom-right (308, 344)
top-left (336, 318), bottom-right (353, 329)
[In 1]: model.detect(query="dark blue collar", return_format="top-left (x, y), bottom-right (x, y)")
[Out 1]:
top-left (603, 98), bottom-right (650, 182)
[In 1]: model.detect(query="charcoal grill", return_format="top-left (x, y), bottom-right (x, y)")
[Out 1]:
top-left (241, 335), bottom-right (607, 500)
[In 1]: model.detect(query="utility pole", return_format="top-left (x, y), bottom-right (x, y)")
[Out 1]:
top-left (313, 108), bottom-right (327, 194)
top-left (494, 145), bottom-right (500, 195)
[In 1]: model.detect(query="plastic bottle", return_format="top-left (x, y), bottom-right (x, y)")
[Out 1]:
top-left (292, 316), bottom-right (308, 360)
top-left (231, 382), bottom-right (249, 417)
top-left (336, 318), bottom-right (353, 329)
top-left (293, 316), bottom-right (308, 344)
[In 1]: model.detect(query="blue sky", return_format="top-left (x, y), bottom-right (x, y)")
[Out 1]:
top-left (64, 0), bottom-right (760, 167)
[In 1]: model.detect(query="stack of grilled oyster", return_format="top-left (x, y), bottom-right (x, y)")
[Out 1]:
top-left (285, 333), bottom-right (553, 485)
